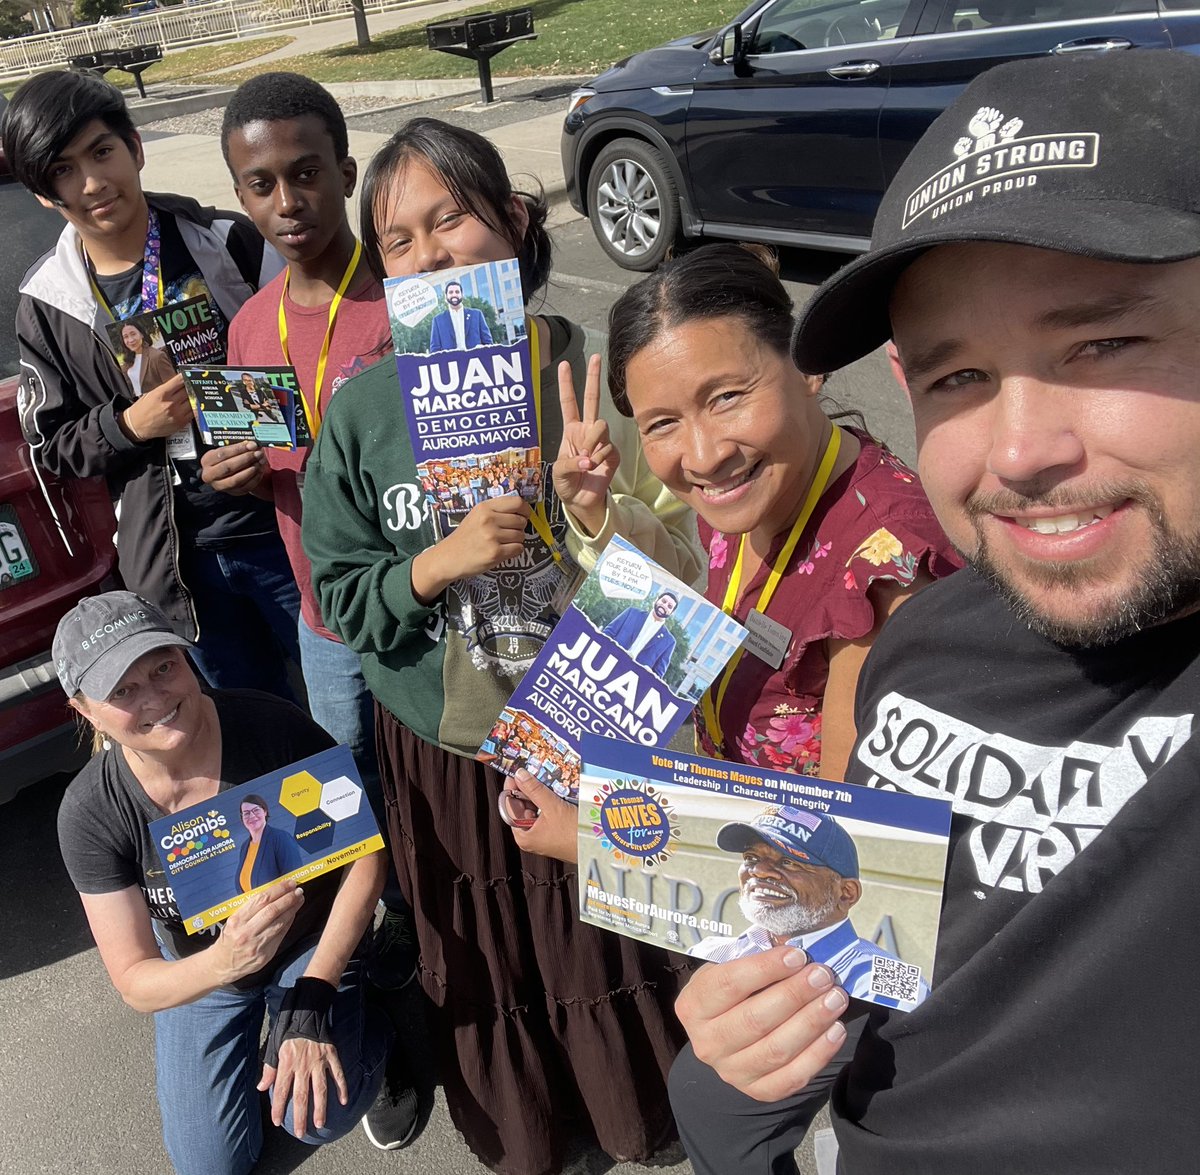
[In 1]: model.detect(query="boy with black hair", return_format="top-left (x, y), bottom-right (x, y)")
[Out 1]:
top-left (6, 71), bottom-right (302, 699)
top-left (201, 74), bottom-right (417, 1149)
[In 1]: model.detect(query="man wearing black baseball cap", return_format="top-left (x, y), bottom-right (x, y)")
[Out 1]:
top-left (675, 49), bottom-right (1200, 1174)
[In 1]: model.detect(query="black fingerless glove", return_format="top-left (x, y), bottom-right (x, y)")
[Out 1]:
top-left (263, 976), bottom-right (337, 1068)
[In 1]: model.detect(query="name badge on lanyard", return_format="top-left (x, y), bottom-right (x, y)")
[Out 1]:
top-left (743, 608), bottom-right (792, 670)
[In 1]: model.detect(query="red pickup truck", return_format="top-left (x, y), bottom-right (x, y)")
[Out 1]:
top-left (0, 177), bottom-right (118, 802)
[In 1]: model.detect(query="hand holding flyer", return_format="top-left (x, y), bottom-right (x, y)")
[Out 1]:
top-left (107, 295), bottom-right (226, 460)
top-left (123, 373), bottom-right (193, 441)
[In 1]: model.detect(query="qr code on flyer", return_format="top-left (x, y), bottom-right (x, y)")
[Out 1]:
top-left (870, 955), bottom-right (922, 1004)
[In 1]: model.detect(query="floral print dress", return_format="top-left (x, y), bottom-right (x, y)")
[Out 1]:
top-left (696, 430), bottom-right (961, 776)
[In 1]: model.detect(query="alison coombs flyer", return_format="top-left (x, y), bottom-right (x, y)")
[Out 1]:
top-left (577, 735), bottom-right (953, 1012)
top-left (477, 534), bottom-right (748, 801)
top-left (148, 744), bottom-right (383, 934)
top-left (384, 258), bottom-right (541, 541)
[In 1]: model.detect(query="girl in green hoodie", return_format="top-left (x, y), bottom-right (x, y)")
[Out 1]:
top-left (301, 118), bottom-right (703, 1175)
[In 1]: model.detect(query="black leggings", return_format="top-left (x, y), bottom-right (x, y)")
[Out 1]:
top-left (668, 1018), bottom-right (864, 1175)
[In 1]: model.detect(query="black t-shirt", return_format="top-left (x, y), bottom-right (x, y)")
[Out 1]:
top-left (57, 690), bottom-right (340, 990)
top-left (94, 214), bottom-right (276, 548)
top-left (836, 568), bottom-right (1200, 1172)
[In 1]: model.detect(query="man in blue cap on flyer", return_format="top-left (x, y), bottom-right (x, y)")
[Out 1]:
top-left (689, 806), bottom-right (927, 1012)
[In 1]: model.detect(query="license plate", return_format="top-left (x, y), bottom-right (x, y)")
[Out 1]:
top-left (0, 504), bottom-right (39, 590)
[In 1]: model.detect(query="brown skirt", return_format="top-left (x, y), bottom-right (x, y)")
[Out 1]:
top-left (375, 701), bottom-right (698, 1175)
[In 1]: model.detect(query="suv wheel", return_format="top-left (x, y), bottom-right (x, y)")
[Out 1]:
top-left (587, 138), bottom-right (679, 271)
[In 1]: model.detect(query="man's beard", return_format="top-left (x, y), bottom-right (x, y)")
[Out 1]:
top-left (964, 481), bottom-right (1200, 648)
top-left (740, 891), bottom-right (840, 938)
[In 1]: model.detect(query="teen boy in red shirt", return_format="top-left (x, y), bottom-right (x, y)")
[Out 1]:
top-left (199, 74), bottom-right (416, 1150)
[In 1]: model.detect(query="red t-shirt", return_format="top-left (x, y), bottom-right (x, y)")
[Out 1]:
top-left (227, 268), bottom-right (391, 638)
top-left (696, 431), bottom-right (961, 777)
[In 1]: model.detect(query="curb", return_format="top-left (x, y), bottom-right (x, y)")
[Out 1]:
top-left (129, 87), bottom-right (236, 126)
top-left (321, 79), bottom-right (478, 100)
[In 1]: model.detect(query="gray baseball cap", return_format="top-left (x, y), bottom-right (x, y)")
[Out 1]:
top-left (54, 591), bottom-right (192, 700)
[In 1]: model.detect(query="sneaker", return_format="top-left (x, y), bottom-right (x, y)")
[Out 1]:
top-left (362, 1050), bottom-right (419, 1151)
top-left (369, 902), bottom-right (418, 991)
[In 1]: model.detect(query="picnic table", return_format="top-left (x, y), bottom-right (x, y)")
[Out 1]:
top-left (68, 44), bottom-right (163, 99)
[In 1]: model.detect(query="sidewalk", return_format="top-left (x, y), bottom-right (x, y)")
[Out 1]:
top-left (200, 0), bottom-right (473, 73)
top-left (140, 92), bottom-right (576, 229)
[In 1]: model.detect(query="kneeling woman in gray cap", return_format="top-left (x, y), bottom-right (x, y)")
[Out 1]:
top-left (53, 590), bottom-right (411, 1175)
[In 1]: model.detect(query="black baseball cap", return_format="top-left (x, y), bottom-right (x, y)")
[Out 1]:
top-left (792, 50), bottom-right (1200, 375)
top-left (54, 590), bottom-right (192, 699)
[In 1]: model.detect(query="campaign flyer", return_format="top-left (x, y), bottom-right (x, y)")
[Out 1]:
top-left (106, 296), bottom-right (224, 461)
top-left (477, 534), bottom-right (748, 802)
top-left (577, 735), bottom-right (953, 1012)
top-left (148, 744), bottom-right (384, 935)
top-left (384, 258), bottom-right (540, 540)
top-left (180, 366), bottom-right (306, 449)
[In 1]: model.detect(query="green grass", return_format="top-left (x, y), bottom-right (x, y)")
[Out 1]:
top-left (1, 35), bottom-right (294, 97)
top-left (203, 0), bottom-right (738, 85)
top-left (152, 34), bottom-right (295, 82)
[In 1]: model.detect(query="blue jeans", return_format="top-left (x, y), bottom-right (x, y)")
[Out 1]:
top-left (154, 942), bottom-right (389, 1175)
top-left (297, 616), bottom-right (405, 910)
top-left (181, 533), bottom-right (302, 703)
top-left (297, 615), bottom-right (378, 796)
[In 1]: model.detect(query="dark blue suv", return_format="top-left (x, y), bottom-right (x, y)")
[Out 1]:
top-left (562, 0), bottom-right (1198, 269)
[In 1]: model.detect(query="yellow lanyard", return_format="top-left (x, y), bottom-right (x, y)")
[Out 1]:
top-left (700, 425), bottom-right (843, 750)
top-left (526, 318), bottom-right (562, 563)
top-left (277, 238), bottom-right (362, 441)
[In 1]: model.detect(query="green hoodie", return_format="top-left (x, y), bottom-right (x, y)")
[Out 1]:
top-left (302, 316), bottom-right (702, 758)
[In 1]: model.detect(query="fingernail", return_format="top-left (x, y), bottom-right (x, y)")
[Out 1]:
top-left (823, 988), bottom-right (848, 1012)
top-left (782, 948), bottom-right (808, 969)
top-left (826, 1020), bottom-right (847, 1043)
top-left (807, 965), bottom-right (834, 989)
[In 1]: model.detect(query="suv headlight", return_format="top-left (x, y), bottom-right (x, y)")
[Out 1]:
top-left (566, 88), bottom-right (596, 117)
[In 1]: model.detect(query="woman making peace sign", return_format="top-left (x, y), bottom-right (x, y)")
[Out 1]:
top-left (301, 118), bottom-right (702, 1175)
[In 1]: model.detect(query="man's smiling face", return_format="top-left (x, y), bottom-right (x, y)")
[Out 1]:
top-left (893, 244), bottom-right (1200, 646)
top-left (737, 839), bottom-right (851, 937)
top-left (652, 592), bottom-right (677, 620)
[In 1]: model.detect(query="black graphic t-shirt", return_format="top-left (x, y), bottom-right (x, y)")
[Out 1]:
top-left (95, 214), bottom-right (276, 548)
top-left (835, 568), bottom-right (1200, 1172)
top-left (57, 690), bottom-right (340, 990)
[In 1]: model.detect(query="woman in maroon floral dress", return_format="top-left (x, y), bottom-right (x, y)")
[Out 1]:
top-left (507, 242), bottom-right (960, 851)
top-left (606, 243), bottom-right (960, 781)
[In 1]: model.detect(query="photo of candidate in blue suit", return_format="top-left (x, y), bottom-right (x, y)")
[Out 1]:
top-left (427, 280), bottom-right (494, 352)
top-left (236, 794), bottom-right (303, 892)
top-left (602, 590), bottom-right (679, 678)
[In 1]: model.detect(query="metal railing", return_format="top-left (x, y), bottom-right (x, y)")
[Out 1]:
top-left (0, 0), bottom-right (429, 82)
